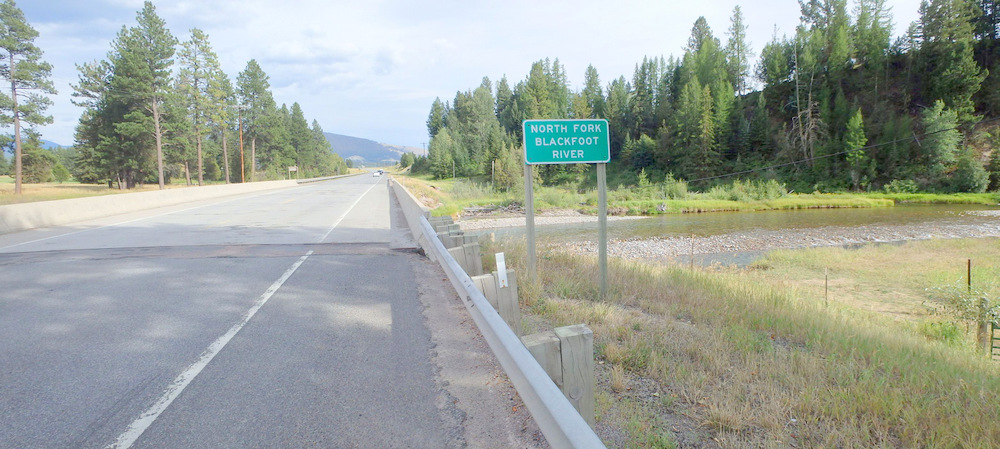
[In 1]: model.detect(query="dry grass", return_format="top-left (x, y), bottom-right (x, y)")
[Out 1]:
top-left (749, 238), bottom-right (1000, 326)
top-left (485, 237), bottom-right (1000, 448)
top-left (0, 177), bottom-right (192, 206)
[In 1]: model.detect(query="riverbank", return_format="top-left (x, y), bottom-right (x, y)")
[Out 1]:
top-left (460, 208), bottom-right (1000, 262)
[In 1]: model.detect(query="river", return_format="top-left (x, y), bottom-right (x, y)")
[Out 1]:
top-left (462, 204), bottom-right (1000, 266)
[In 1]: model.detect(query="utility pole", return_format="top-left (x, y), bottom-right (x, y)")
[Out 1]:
top-left (238, 105), bottom-right (246, 183)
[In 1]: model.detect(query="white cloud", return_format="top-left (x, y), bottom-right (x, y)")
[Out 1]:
top-left (20, 0), bottom-right (926, 148)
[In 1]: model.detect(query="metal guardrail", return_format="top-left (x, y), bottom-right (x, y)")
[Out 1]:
top-left (417, 216), bottom-right (606, 449)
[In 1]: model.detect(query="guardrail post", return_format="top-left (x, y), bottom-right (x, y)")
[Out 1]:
top-left (438, 231), bottom-right (463, 249)
top-left (554, 324), bottom-right (595, 427)
top-left (522, 331), bottom-right (562, 386)
top-left (447, 242), bottom-right (483, 276)
top-left (497, 270), bottom-right (521, 336)
top-left (471, 270), bottom-right (521, 337)
top-left (463, 242), bottom-right (483, 276)
top-left (428, 216), bottom-right (453, 226)
top-left (521, 324), bottom-right (595, 428)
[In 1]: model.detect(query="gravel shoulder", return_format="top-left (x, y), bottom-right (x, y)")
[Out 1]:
top-left (412, 256), bottom-right (548, 448)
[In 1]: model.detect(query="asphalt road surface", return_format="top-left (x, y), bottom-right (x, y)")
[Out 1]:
top-left (0, 176), bottom-right (542, 448)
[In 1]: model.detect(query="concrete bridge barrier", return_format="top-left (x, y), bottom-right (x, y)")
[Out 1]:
top-left (0, 180), bottom-right (303, 234)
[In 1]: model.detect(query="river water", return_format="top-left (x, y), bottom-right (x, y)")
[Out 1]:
top-left (482, 204), bottom-right (1000, 266)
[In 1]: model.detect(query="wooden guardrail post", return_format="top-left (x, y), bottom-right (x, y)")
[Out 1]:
top-left (555, 324), bottom-right (595, 427)
top-left (447, 242), bottom-right (483, 276)
top-left (437, 231), bottom-right (462, 249)
top-left (428, 216), bottom-right (453, 226)
top-left (471, 270), bottom-right (522, 337)
top-left (521, 331), bottom-right (561, 385)
top-left (521, 324), bottom-right (595, 427)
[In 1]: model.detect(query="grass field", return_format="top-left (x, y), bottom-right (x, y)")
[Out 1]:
top-left (482, 237), bottom-right (1000, 448)
top-left (748, 238), bottom-right (1000, 326)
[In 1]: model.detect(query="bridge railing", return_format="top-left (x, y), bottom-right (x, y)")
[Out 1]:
top-left (390, 178), bottom-right (605, 449)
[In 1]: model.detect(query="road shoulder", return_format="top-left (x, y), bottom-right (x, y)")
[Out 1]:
top-left (412, 255), bottom-right (548, 448)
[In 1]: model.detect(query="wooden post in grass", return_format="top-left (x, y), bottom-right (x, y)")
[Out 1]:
top-left (521, 324), bottom-right (596, 428)
top-left (471, 269), bottom-right (521, 336)
top-left (522, 331), bottom-right (562, 386)
top-left (690, 234), bottom-right (695, 270)
top-left (555, 324), bottom-right (595, 427)
top-left (448, 242), bottom-right (483, 276)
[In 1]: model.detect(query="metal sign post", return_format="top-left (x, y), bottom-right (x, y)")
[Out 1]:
top-left (522, 119), bottom-right (610, 299)
top-left (597, 163), bottom-right (608, 299)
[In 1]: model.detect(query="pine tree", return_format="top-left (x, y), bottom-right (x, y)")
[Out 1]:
top-left (919, 0), bottom-right (986, 122)
top-left (236, 59), bottom-right (276, 181)
top-left (672, 78), bottom-right (704, 178)
top-left (756, 29), bottom-right (793, 89)
top-left (725, 6), bottom-right (753, 95)
top-left (494, 77), bottom-right (516, 133)
top-left (687, 17), bottom-right (715, 53)
top-left (426, 97), bottom-right (447, 138)
top-left (207, 69), bottom-right (234, 183)
top-left (0, 0), bottom-right (57, 194)
top-left (844, 108), bottom-right (870, 190)
top-left (178, 28), bottom-right (223, 186)
top-left (115, 1), bottom-right (177, 189)
top-left (854, 0), bottom-right (892, 96)
top-left (548, 59), bottom-right (571, 118)
top-left (287, 102), bottom-right (312, 173)
top-left (605, 76), bottom-right (630, 159)
top-left (920, 100), bottom-right (961, 188)
top-left (631, 57), bottom-right (659, 138)
top-left (582, 65), bottom-right (605, 119)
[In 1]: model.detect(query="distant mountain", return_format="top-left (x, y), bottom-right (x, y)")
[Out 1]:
top-left (41, 140), bottom-right (65, 149)
top-left (324, 133), bottom-right (425, 166)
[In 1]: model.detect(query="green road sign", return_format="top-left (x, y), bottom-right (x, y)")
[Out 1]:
top-left (522, 119), bottom-right (610, 165)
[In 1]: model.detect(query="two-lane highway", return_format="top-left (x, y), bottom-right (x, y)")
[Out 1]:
top-left (0, 176), bottom-right (540, 448)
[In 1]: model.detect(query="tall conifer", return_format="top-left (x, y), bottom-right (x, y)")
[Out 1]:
top-left (0, 0), bottom-right (56, 194)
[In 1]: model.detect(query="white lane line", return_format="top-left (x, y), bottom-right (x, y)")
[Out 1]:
top-left (107, 250), bottom-right (314, 449)
top-left (317, 180), bottom-right (382, 243)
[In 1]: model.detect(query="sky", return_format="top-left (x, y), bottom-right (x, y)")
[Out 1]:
top-left (21, 0), bottom-right (922, 150)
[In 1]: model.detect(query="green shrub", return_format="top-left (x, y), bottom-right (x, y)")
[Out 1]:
top-left (883, 179), bottom-right (919, 194)
top-left (449, 179), bottom-right (493, 200)
top-left (917, 321), bottom-right (964, 345)
top-left (705, 179), bottom-right (787, 202)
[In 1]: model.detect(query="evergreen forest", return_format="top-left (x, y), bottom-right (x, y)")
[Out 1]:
top-left (1, 0), bottom-right (348, 190)
top-left (414, 0), bottom-right (1000, 195)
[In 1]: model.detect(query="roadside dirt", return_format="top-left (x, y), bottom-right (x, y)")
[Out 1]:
top-left (412, 256), bottom-right (548, 449)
